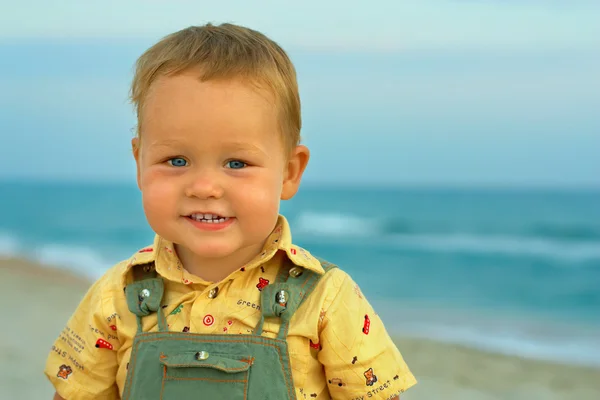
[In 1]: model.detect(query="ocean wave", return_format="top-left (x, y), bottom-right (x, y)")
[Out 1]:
top-left (394, 320), bottom-right (600, 368)
top-left (33, 245), bottom-right (112, 279)
top-left (294, 212), bottom-right (382, 237)
top-left (293, 211), bottom-right (600, 262)
top-left (0, 232), bottom-right (111, 280)
top-left (529, 223), bottom-right (600, 241)
top-left (389, 233), bottom-right (600, 262)
top-left (0, 233), bottom-right (19, 255)
top-left (375, 303), bottom-right (600, 367)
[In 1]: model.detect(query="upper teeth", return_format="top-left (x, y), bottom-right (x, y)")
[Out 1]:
top-left (190, 213), bottom-right (228, 222)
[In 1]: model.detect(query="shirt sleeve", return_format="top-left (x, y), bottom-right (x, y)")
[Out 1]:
top-left (44, 271), bottom-right (121, 400)
top-left (318, 269), bottom-right (417, 399)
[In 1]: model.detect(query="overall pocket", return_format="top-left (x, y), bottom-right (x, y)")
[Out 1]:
top-left (159, 351), bottom-right (252, 399)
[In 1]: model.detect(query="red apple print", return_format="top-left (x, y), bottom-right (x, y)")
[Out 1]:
top-left (228, 320), bottom-right (233, 325)
top-left (223, 327), bottom-right (227, 332)
top-left (309, 340), bottom-right (320, 350)
top-left (183, 279), bottom-right (192, 285)
top-left (95, 338), bottom-right (113, 350)
top-left (139, 247), bottom-right (153, 253)
top-left (290, 248), bottom-right (297, 255)
top-left (256, 277), bottom-right (269, 291)
top-left (110, 325), bottom-right (117, 331)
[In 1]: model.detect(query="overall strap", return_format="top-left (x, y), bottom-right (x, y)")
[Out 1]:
top-left (124, 262), bottom-right (168, 333)
top-left (255, 257), bottom-right (338, 340)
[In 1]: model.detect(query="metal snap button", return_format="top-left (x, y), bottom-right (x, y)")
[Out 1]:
top-left (142, 264), bottom-right (154, 273)
top-left (289, 266), bottom-right (304, 278)
top-left (139, 289), bottom-right (151, 298)
top-left (195, 351), bottom-right (209, 360)
top-left (207, 287), bottom-right (219, 299)
top-left (276, 290), bottom-right (288, 306)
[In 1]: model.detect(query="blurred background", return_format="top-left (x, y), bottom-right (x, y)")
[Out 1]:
top-left (1, 1), bottom-right (599, 399)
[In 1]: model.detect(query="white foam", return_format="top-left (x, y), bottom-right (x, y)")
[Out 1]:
top-left (401, 323), bottom-right (600, 368)
top-left (390, 233), bottom-right (600, 262)
top-left (0, 231), bottom-right (111, 280)
top-left (295, 211), bottom-right (379, 237)
top-left (0, 232), bottom-right (19, 256)
top-left (376, 304), bottom-right (600, 367)
top-left (32, 244), bottom-right (111, 280)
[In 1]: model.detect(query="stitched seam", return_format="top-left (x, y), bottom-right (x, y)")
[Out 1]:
top-left (123, 336), bottom-right (142, 399)
top-left (164, 377), bottom-right (248, 383)
top-left (160, 365), bottom-right (166, 400)
top-left (161, 362), bottom-right (249, 372)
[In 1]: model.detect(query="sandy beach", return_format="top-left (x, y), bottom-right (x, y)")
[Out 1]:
top-left (2, 257), bottom-right (599, 400)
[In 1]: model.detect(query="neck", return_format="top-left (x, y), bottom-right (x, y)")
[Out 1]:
top-left (174, 241), bottom-right (266, 283)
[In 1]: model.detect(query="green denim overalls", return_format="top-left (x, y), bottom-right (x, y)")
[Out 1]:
top-left (121, 258), bottom-right (337, 399)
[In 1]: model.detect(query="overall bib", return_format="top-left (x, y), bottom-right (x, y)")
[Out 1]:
top-left (121, 258), bottom-right (337, 399)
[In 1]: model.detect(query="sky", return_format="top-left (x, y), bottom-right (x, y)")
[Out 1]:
top-left (0, 0), bottom-right (599, 188)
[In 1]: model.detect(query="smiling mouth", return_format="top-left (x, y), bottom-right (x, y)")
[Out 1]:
top-left (187, 213), bottom-right (231, 223)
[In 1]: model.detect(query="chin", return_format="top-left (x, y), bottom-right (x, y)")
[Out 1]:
top-left (187, 242), bottom-right (239, 259)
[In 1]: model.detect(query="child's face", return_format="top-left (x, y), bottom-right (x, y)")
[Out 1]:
top-left (133, 71), bottom-right (308, 261)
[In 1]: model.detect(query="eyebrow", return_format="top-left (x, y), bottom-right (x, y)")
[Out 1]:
top-left (223, 142), bottom-right (267, 155)
top-left (147, 140), bottom-right (267, 155)
top-left (147, 139), bottom-right (186, 148)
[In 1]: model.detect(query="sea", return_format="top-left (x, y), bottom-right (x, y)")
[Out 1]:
top-left (1, 181), bottom-right (599, 367)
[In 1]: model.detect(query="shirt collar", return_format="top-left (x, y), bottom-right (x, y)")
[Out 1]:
top-left (123, 214), bottom-right (324, 283)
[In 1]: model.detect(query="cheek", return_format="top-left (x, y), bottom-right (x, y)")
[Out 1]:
top-left (140, 172), bottom-right (179, 214)
top-left (230, 175), bottom-right (282, 225)
top-left (235, 174), bottom-right (282, 206)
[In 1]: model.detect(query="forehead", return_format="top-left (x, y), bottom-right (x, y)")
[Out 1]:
top-left (141, 72), bottom-right (280, 146)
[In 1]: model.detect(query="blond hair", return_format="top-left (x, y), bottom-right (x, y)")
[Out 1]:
top-left (129, 23), bottom-right (301, 154)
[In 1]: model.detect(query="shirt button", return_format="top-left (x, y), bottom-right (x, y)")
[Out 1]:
top-left (139, 289), bottom-right (151, 298)
top-left (207, 287), bottom-right (219, 299)
top-left (195, 351), bottom-right (209, 360)
top-left (289, 266), bottom-right (304, 278)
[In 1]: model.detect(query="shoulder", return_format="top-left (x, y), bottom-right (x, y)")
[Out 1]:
top-left (294, 250), bottom-right (359, 309)
top-left (87, 242), bottom-right (155, 298)
top-left (315, 260), bottom-right (351, 289)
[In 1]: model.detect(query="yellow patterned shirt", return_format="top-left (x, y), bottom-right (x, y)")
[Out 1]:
top-left (44, 215), bottom-right (416, 399)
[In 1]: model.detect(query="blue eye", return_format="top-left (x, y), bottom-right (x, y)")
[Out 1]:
top-left (168, 158), bottom-right (188, 167)
top-left (226, 160), bottom-right (247, 169)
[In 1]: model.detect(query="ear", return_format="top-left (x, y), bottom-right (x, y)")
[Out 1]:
top-left (281, 145), bottom-right (310, 200)
top-left (132, 137), bottom-right (142, 190)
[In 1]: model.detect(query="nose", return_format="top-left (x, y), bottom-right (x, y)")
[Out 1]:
top-left (184, 168), bottom-right (224, 200)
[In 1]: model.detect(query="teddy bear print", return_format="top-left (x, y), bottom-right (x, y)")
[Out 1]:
top-left (364, 368), bottom-right (378, 386)
top-left (57, 364), bottom-right (73, 380)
